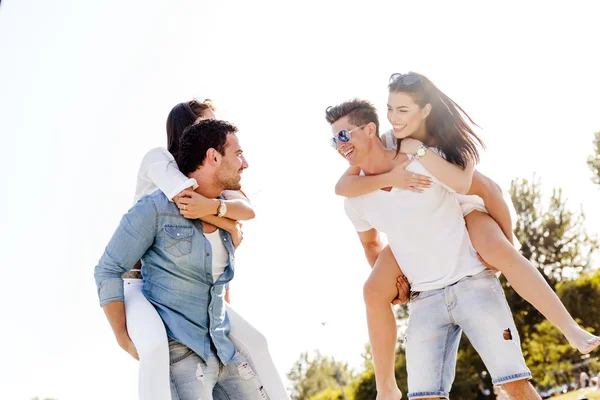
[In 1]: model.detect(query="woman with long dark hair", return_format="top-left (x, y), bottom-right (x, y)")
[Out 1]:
top-left (335, 73), bottom-right (600, 399)
top-left (121, 98), bottom-right (289, 400)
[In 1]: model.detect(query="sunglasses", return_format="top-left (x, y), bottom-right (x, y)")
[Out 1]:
top-left (389, 73), bottom-right (421, 86)
top-left (330, 124), bottom-right (366, 150)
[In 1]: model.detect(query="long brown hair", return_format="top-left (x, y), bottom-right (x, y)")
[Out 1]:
top-left (165, 99), bottom-right (215, 157)
top-left (388, 72), bottom-right (484, 169)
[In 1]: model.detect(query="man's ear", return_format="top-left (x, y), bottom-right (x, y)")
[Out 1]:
top-left (366, 122), bottom-right (378, 139)
top-left (205, 148), bottom-right (221, 166)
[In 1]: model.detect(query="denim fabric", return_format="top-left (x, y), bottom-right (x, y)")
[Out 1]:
top-left (95, 190), bottom-right (237, 364)
top-left (405, 269), bottom-right (531, 399)
top-left (168, 339), bottom-right (266, 400)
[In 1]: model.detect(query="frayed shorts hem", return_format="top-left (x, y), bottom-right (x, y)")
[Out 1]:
top-left (408, 391), bottom-right (449, 399)
top-left (492, 371), bottom-right (532, 385)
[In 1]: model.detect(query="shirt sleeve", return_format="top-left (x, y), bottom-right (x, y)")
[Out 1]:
top-left (94, 196), bottom-right (157, 307)
top-left (344, 198), bottom-right (373, 232)
top-left (139, 147), bottom-right (198, 201)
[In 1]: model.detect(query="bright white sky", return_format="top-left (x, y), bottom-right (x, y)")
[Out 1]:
top-left (2, 1), bottom-right (600, 399)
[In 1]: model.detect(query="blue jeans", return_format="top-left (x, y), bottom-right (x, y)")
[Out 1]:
top-left (405, 269), bottom-right (531, 399)
top-left (169, 339), bottom-right (266, 400)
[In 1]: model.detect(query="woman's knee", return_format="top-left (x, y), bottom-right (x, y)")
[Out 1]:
top-left (363, 277), bottom-right (391, 307)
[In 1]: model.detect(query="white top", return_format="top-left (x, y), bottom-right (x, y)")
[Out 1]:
top-left (381, 129), bottom-right (485, 210)
top-left (133, 147), bottom-right (198, 203)
top-left (205, 230), bottom-right (229, 282)
top-left (344, 153), bottom-right (485, 292)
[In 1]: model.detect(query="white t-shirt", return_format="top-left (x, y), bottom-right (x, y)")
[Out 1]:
top-left (344, 153), bottom-right (485, 292)
top-left (381, 130), bottom-right (520, 243)
top-left (205, 230), bottom-right (229, 282)
top-left (133, 147), bottom-right (198, 203)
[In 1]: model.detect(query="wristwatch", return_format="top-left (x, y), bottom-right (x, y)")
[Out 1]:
top-left (216, 200), bottom-right (227, 217)
top-left (413, 144), bottom-right (428, 159)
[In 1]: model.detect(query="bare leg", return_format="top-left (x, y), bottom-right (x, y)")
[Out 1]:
top-left (465, 211), bottom-right (600, 354)
top-left (501, 379), bottom-right (541, 399)
top-left (364, 245), bottom-right (403, 400)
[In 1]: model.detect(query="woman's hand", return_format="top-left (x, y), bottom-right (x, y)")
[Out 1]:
top-left (399, 138), bottom-right (423, 154)
top-left (231, 222), bottom-right (244, 248)
top-left (175, 189), bottom-right (218, 219)
top-left (384, 159), bottom-right (431, 193)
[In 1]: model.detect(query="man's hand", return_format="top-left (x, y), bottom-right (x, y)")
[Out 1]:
top-left (176, 189), bottom-right (219, 219)
top-left (477, 253), bottom-right (499, 274)
top-left (384, 158), bottom-right (431, 193)
top-left (117, 335), bottom-right (139, 361)
top-left (392, 274), bottom-right (411, 305)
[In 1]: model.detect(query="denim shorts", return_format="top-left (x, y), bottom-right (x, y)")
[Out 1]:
top-left (405, 269), bottom-right (531, 399)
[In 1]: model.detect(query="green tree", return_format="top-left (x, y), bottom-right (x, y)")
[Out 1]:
top-left (522, 320), bottom-right (577, 387)
top-left (353, 348), bottom-right (408, 400)
top-left (287, 351), bottom-right (355, 400)
top-left (308, 386), bottom-right (355, 400)
top-left (588, 131), bottom-right (600, 186)
top-left (557, 270), bottom-right (600, 337)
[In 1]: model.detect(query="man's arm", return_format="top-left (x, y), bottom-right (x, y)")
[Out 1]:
top-left (357, 228), bottom-right (384, 268)
top-left (94, 197), bottom-right (156, 358)
top-left (467, 170), bottom-right (514, 244)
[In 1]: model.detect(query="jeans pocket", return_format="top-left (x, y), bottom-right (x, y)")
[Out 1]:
top-left (163, 225), bottom-right (193, 257)
top-left (168, 339), bottom-right (195, 365)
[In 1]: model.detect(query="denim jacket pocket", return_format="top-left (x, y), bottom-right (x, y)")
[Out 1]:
top-left (163, 225), bottom-right (193, 257)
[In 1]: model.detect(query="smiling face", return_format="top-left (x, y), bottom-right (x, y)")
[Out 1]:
top-left (331, 116), bottom-right (373, 166)
top-left (215, 133), bottom-right (248, 191)
top-left (386, 91), bottom-right (431, 139)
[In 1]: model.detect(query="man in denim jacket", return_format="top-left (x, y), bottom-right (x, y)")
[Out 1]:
top-left (95, 119), bottom-right (263, 399)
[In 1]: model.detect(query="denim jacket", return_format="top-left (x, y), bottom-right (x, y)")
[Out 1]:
top-left (94, 190), bottom-right (236, 364)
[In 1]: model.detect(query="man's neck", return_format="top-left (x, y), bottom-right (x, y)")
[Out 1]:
top-left (359, 142), bottom-right (397, 175)
top-left (192, 174), bottom-right (223, 199)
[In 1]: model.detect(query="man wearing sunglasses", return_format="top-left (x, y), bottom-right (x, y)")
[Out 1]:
top-left (326, 99), bottom-right (536, 400)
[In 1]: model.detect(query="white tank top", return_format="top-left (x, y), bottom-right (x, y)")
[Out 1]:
top-left (204, 230), bottom-right (229, 283)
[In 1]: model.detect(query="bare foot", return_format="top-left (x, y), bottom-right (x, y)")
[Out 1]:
top-left (566, 327), bottom-right (600, 354)
top-left (376, 388), bottom-right (402, 400)
top-left (578, 336), bottom-right (600, 354)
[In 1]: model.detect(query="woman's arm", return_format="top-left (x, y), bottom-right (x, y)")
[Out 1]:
top-left (335, 166), bottom-right (388, 196)
top-left (176, 190), bottom-right (256, 221)
top-left (221, 190), bottom-right (256, 221)
top-left (467, 171), bottom-right (514, 244)
top-left (200, 214), bottom-right (244, 248)
top-left (139, 147), bottom-right (197, 201)
top-left (400, 138), bottom-right (474, 194)
top-left (335, 161), bottom-right (431, 197)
